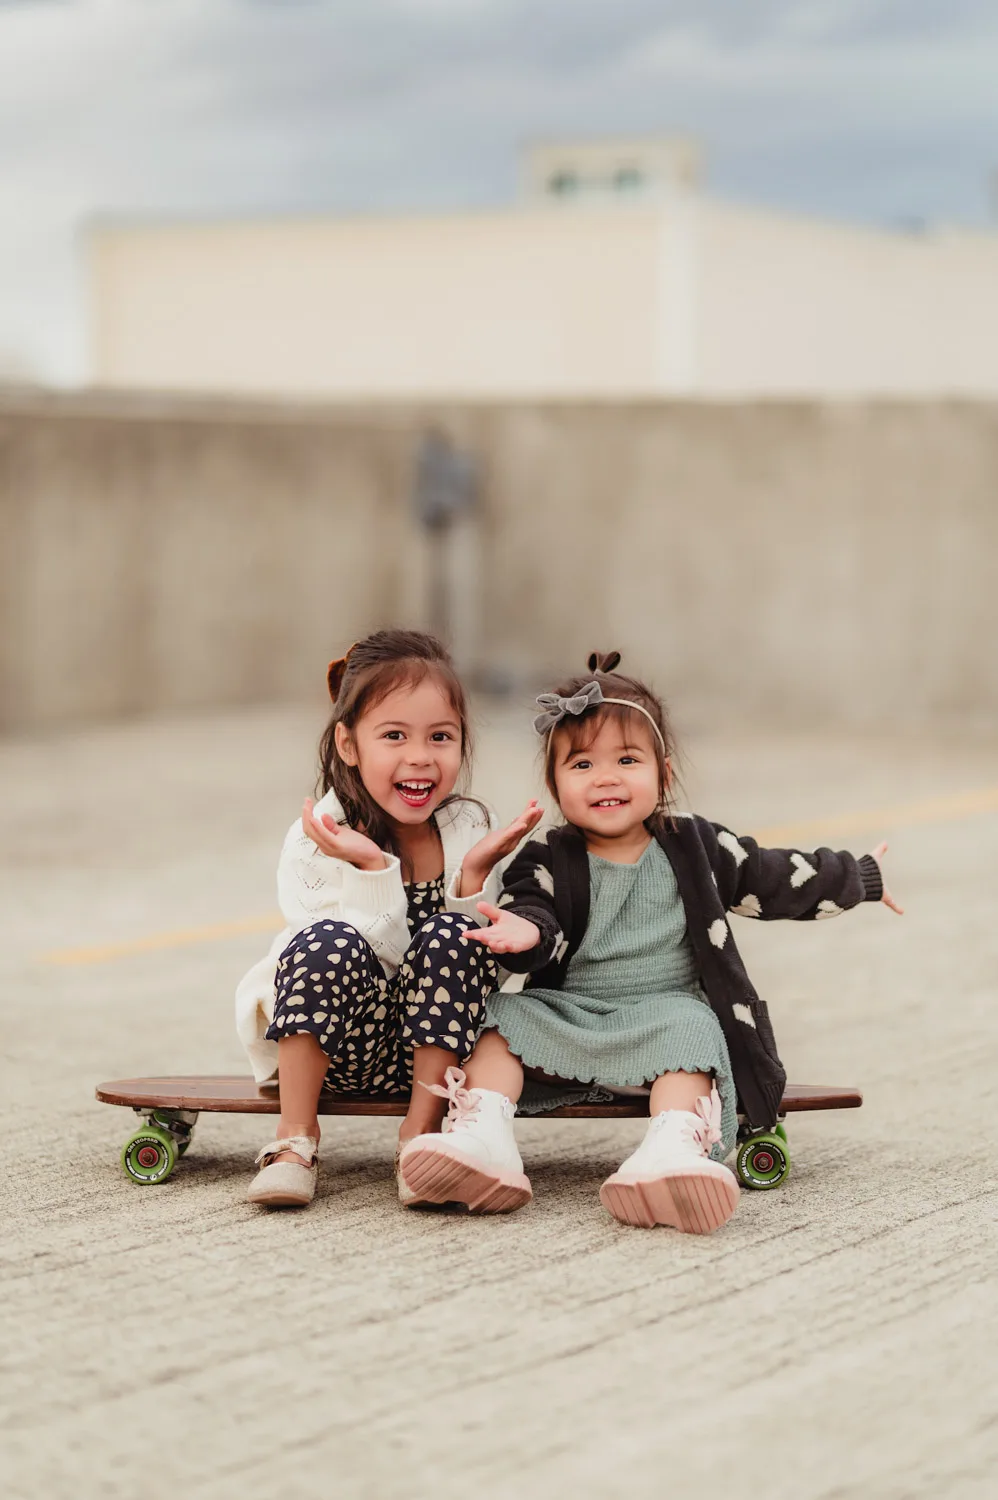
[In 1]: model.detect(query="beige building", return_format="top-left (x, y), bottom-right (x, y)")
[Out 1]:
top-left (88, 138), bottom-right (998, 399)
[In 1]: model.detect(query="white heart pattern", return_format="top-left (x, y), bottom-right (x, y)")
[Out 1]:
top-left (790, 853), bottom-right (817, 888)
top-left (717, 830), bottom-right (748, 867)
top-left (732, 1002), bottom-right (756, 1028)
top-left (708, 918), bottom-right (728, 949)
top-left (815, 899), bottom-right (844, 919)
top-left (730, 893), bottom-right (762, 918)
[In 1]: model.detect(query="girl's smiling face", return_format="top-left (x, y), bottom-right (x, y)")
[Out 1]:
top-left (552, 712), bottom-right (665, 838)
top-left (334, 675), bottom-right (464, 828)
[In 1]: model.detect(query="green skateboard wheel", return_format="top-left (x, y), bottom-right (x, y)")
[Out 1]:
top-left (736, 1131), bottom-right (790, 1190)
top-left (122, 1126), bottom-right (178, 1184)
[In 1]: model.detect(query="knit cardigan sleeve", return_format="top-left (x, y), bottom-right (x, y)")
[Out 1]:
top-left (697, 817), bottom-right (883, 922)
top-left (442, 800), bottom-right (501, 923)
top-left (489, 835), bottom-right (564, 973)
top-left (276, 817), bottom-right (412, 973)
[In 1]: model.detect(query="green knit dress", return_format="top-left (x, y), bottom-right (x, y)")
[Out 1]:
top-left (485, 839), bottom-right (737, 1157)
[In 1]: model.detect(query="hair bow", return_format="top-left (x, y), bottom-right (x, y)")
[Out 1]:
top-left (532, 680), bottom-right (604, 735)
top-left (327, 643), bottom-right (357, 702)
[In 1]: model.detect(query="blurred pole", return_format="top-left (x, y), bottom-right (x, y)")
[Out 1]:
top-left (412, 430), bottom-right (479, 654)
top-left (427, 517), bottom-right (449, 644)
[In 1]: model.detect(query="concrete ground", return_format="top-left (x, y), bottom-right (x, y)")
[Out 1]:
top-left (1, 701), bottom-right (996, 1500)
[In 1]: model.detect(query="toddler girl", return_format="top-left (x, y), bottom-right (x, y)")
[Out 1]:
top-left (399, 652), bottom-right (901, 1233)
top-left (236, 628), bottom-right (541, 1208)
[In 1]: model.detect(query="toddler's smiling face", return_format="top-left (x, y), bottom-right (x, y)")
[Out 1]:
top-left (551, 712), bottom-right (663, 839)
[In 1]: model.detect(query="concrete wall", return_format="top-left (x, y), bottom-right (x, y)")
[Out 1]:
top-left (2, 391), bottom-right (996, 733)
top-left (0, 394), bottom-right (421, 730)
top-left (467, 401), bottom-right (998, 730)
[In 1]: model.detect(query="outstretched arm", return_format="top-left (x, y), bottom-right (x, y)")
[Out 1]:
top-left (868, 842), bottom-right (904, 915)
top-left (703, 817), bottom-right (903, 921)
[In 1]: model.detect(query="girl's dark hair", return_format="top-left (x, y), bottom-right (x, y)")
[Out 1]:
top-left (318, 629), bottom-right (476, 875)
top-left (543, 650), bottom-right (681, 832)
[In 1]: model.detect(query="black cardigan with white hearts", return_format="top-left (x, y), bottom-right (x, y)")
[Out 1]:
top-left (495, 816), bottom-right (883, 1129)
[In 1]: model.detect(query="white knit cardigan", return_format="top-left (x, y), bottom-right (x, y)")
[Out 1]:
top-left (235, 789), bottom-right (499, 1082)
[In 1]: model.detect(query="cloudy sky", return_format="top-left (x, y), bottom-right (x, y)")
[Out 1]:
top-left (2, 0), bottom-right (997, 382)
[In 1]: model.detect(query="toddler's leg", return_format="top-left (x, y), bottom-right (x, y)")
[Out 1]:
top-left (462, 1027), bottom-right (526, 1101)
top-left (649, 1070), bottom-right (712, 1116)
top-left (600, 1071), bottom-right (739, 1234)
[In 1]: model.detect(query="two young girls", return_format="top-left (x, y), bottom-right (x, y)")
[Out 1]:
top-left (238, 633), bottom-right (900, 1232)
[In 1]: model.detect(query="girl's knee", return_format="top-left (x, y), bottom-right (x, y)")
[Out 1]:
top-left (470, 1027), bottom-right (515, 1063)
top-left (404, 1015), bottom-right (481, 1060)
top-left (278, 920), bottom-right (369, 970)
top-left (413, 911), bottom-right (475, 946)
top-left (409, 912), bottom-right (495, 974)
top-left (271, 921), bottom-right (384, 1053)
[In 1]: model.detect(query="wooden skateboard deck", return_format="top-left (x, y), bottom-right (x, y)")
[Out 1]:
top-left (98, 1076), bottom-right (861, 1189)
top-left (97, 1075), bottom-right (862, 1118)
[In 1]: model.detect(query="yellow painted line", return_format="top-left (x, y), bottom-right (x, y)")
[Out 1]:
top-left (42, 913), bottom-right (282, 967)
top-left (755, 784), bottom-right (998, 846)
top-left (38, 783), bottom-right (998, 967)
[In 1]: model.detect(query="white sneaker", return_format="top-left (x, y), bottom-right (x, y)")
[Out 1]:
top-left (398, 1067), bottom-right (532, 1213)
top-left (599, 1087), bottom-right (739, 1233)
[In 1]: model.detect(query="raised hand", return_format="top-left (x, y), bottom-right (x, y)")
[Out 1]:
top-left (462, 902), bottom-right (542, 955)
top-left (301, 798), bottom-right (387, 871)
top-left (869, 841), bottom-right (904, 915)
top-left (459, 799), bottom-right (544, 896)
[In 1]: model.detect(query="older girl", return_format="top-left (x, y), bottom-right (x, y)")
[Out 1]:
top-left (236, 629), bottom-right (541, 1208)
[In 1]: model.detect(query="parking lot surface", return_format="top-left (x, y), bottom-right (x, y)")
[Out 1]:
top-left (2, 702), bottom-right (996, 1499)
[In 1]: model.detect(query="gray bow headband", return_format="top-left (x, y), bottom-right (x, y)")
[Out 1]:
top-left (533, 680), bottom-right (604, 734)
top-left (533, 680), bottom-right (667, 752)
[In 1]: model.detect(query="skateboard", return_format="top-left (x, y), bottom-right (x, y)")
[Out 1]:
top-left (96, 1075), bottom-right (862, 1191)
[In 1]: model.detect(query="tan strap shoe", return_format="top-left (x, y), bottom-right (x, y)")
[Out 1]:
top-left (247, 1135), bottom-right (319, 1207)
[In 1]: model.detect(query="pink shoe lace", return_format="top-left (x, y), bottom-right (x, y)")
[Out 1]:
top-left (421, 1066), bottom-right (480, 1130)
top-left (692, 1084), bottom-right (723, 1149)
